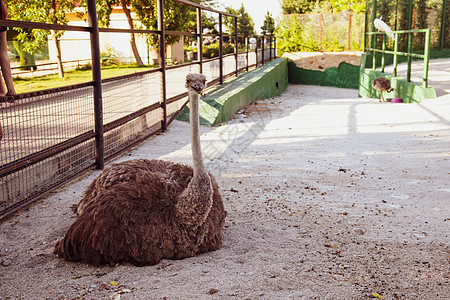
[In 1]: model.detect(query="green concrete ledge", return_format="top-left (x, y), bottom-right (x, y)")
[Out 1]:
top-left (358, 54), bottom-right (437, 103)
top-left (177, 57), bottom-right (288, 126)
top-left (288, 60), bottom-right (360, 89)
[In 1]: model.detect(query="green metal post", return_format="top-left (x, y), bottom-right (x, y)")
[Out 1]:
top-left (406, 0), bottom-right (413, 82)
top-left (371, 0), bottom-right (377, 69)
top-left (423, 29), bottom-right (431, 88)
top-left (381, 34), bottom-right (386, 72)
top-left (439, 0), bottom-right (447, 50)
top-left (364, 0), bottom-right (370, 50)
top-left (393, 33), bottom-right (398, 77)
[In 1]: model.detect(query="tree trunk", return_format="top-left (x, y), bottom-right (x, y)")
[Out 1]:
top-left (52, 32), bottom-right (64, 78)
top-left (51, 0), bottom-right (64, 77)
top-left (120, 0), bottom-right (144, 66)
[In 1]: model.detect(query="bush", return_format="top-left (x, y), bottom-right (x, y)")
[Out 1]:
top-left (202, 42), bottom-right (234, 58)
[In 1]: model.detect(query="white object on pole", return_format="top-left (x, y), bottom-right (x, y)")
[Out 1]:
top-left (374, 16), bottom-right (395, 41)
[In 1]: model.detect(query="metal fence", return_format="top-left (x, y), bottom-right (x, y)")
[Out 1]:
top-left (0, 0), bottom-right (276, 220)
top-left (366, 28), bottom-right (432, 87)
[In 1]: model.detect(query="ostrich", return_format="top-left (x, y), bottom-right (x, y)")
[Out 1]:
top-left (54, 73), bottom-right (226, 266)
top-left (372, 77), bottom-right (394, 102)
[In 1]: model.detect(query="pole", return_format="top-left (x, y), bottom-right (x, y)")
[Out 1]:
top-left (371, 0), bottom-right (377, 69)
top-left (347, 11), bottom-right (352, 50)
top-left (246, 36), bottom-right (249, 72)
top-left (393, 33), bottom-right (398, 76)
top-left (157, 0), bottom-right (167, 131)
top-left (261, 35), bottom-right (265, 65)
top-left (87, 0), bottom-right (104, 170)
top-left (197, 8), bottom-right (203, 74)
top-left (234, 17), bottom-right (238, 76)
top-left (439, 0), bottom-right (447, 50)
top-left (423, 29), bottom-right (431, 88)
top-left (406, 0), bottom-right (413, 82)
top-left (381, 34), bottom-right (386, 72)
top-left (269, 36), bottom-right (272, 61)
top-left (219, 13), bottom-right (223, 84)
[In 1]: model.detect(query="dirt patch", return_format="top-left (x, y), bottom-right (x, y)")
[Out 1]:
top-left (1, 84), bottom-right (449, 299)
top-left (283, 51), bottom-right (362, 70)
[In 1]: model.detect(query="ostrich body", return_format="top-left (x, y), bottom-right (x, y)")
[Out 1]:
top-left (373, 77), bottom-right (394, 102)
top-left (54, 74), bottom-right (226, 266)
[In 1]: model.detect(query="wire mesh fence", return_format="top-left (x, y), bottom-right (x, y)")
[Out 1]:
top-left (0, 1), bottom-right (277, 220)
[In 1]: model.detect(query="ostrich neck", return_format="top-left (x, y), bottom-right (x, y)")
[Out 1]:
top-left (189, 91), bottom-right (207, 177)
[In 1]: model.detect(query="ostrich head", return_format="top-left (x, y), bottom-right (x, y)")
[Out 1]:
top-left (186, 73), bottom-right (207, 95)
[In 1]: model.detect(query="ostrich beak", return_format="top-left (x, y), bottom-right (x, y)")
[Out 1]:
top-left (192, 82), bottom-right (204, 93)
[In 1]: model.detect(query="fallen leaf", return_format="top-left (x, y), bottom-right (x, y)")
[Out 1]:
top-left (371, 292), bottom-right (384, 299)
top-left (110, 281), bottom-right (119, 286)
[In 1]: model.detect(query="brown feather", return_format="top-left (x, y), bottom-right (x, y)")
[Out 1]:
top-left (54, 159), bottom-right (226, 266)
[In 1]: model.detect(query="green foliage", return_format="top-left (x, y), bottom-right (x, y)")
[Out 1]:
top-left (327, 0), bottom-right (365, 13)
top-left (6, 0), bottom-right (76, 54)
top-left (202, 42), bottom-right (234, 58)
top-left (280, 0), bottom-right (317, 14)
top-left (276, 12), bottom-right (365, 54)
top-left (100, 44), bottom-right (121, 66)
top-left (131, 0), bottom-right (199, 49)
top-left (276, 17), bottom-right (319, 55)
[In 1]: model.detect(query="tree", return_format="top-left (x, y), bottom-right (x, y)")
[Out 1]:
top-left (261, 12), bottom-right (275, 35)
top-left (224, 4), bottom-right (255, 36)
top-left (132, 0), bottom-right (200, 50)
top-left (6, 0), bottom-right (76, 77)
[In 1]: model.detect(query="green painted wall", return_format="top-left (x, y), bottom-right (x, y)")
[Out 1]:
top-left (359, 54), bottom-right (437, 103)
top-left (178, 58), bottom-right (288, 126)
top-left (288, 60), bottom-right (360, 89)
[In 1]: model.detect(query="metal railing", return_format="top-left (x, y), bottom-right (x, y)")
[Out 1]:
top-left (366, 28), bottom-right (431, 88)
top-left (0, 0), bottom-right (276, 220)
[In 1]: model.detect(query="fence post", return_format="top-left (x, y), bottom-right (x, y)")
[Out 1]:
top-left (157, 0), bottom-right (167, 131)
top-left (319, 13), bottom-right (323, 51)
top-left (234, 16), bottom-right (238, 76)
top-left (246, 35), bottom-right (249, 71)
top-left (219, 13), bottom-right (223, 84)
top-left (381, 34), bottom-right (386, 72)
top-left (406, 0), bottom-right (413, 82)
top-left (439, 0), bottom-right (447, 50)
top-left (197, 8), bottom-right (203, 74)
top-left (269, 36), bottom-right (272, 61)
top-left (393, 33), bottom-right (398, 76)
top-left (274, 37), bottom-right (277, 58)
top-left (371, 0), bottom-right (377, 54)
top-left (260, 36), bottom-right (264, 65)
top-left (255, 37), bottom-right (258, 67)
top-left (87, 0), bottom-right (104, 170)
top-left (423, 29), bottom-right (431, 88)
top-left (347, 11), bottom-right (352, 50)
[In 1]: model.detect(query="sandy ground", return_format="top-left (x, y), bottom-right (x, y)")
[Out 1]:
top-left (1, 84), bottom-right (449, 299)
